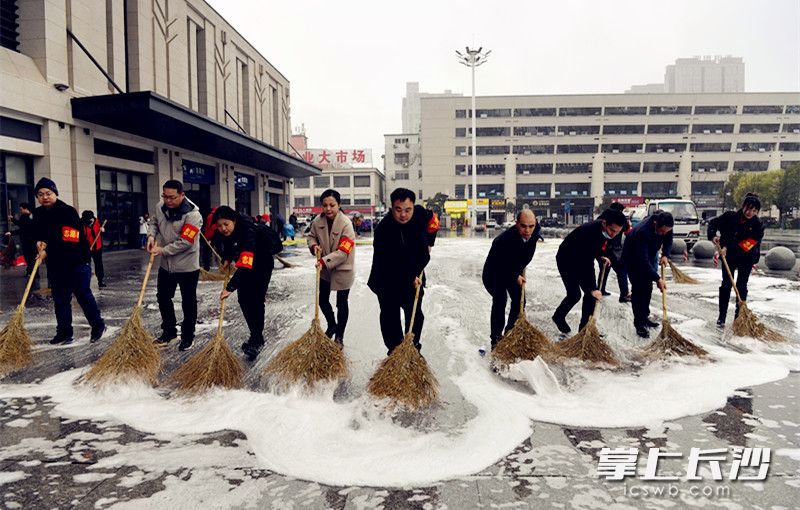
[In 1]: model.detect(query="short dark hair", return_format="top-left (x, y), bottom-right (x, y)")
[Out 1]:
top-left (19, 202), bottom-right (30, 210)
top-left (320, 189), bottom-right (341, 205)
top-left (599, 208), bottom-right (628, 228)
top-left (163, 179), bottom-right (184, 193)
top-left (654, 210), bottom-right (674, 228)
top-left (609, 202), bottom-right (625, 212)
top-left (212, 205), bottom-right (238, 223)
top-left (742, 192), bottom-right (761, 211)
top-left (390, 188), bottom-right (416, 204)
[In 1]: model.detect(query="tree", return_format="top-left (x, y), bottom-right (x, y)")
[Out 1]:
top-left (774, 164), bottom-right (800, 228)
top-left (426, 192), bottom-right (448, 217)
top-left (720, 172), bottom-right (746, 210)
top-left (733, 170), bottom-right (780, 210)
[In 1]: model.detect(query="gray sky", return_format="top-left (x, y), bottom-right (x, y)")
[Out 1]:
top-left (208, 0), bottom-right (800, 161)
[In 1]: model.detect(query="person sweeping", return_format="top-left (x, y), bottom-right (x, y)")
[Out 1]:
top-left (81, 210), bottom-right (106, 288)
top-left (306, 189), bottom-right (356, 347)
top-left (598, 202), bottom-right (632, 302)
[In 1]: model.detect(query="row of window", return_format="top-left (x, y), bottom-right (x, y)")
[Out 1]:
top-left (455, 160), bottom-right (793, 176)
top-left (294, 196), bottom-right (374, 207)
top-left (455, 123), bottom-right (800, 138)
top-left (454, 105), bottom-right (800, 118)
top-left (456, 182), bottom-right (725, 199)
top-left (454, 142), bottom-right (800, 156)
top-left (293, 175), bottom-right (372, 189)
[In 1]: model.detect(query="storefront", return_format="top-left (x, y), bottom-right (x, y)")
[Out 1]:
top-left (234, 172), bottom-right (255, 217)
top-left (96, 167), bottom-right (148, 250)
top-left (182, 159), bottom-right (215, 220)
top-left (0, 152), bottom-right (34, 237)
top-left (489, 198), bottom-right (507, 223)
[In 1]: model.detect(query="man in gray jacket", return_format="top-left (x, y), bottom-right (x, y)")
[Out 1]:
top-left (147, 180), bottom-right (203, 350)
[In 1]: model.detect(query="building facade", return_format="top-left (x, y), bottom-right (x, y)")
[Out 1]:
top-left (419, 92), bottom-right (800, 224)
top-left (1, 0), bottom-right (317, 250)
top-left (402, 82), bottom-right (461, 134)
top-left (665, 56), bottom-right (745, 94)
top-left (384, 133), bottom-right (422, 200)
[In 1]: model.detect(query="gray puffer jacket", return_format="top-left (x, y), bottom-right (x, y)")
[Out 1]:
top-left (148, 198), bottom-right (203, 273)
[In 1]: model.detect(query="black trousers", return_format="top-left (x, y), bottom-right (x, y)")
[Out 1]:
top-left (319, 278), bottom-right (350, 340)
top-left (238, 272), bottom-right (271, 347)
top-left (599, 258), bottom-right (629, 296)
top-left (554, 259), bottom-right (596, 330)
top-left (487, 281), bottom-right (524, 344)
top-left (156, 268), bottom-right (199, 340)
top-left (377, 286), bottom-right (424, 354)
top-left (21, 242), bottom-right (37, 277)
top-left (200, 240), bottom-right (212, 271)
top-left (629, 274), bottom-right (654, 326)
top-left (49, 263), bottom-right (104, 339)
top-left (719, 257), bottom-right (752, 320)
top-left (90, 249), bottom-right (104, 283)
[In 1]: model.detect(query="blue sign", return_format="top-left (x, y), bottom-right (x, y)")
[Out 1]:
top-left (234, 172), bottom-right (255, 191)
top-left (182, 160), bottom-right (215, 185)
top-left (563, 200), bottom-right (572, 214)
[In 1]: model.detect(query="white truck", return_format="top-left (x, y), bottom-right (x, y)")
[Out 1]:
top-left (632, 199), bottom-right (701, 250)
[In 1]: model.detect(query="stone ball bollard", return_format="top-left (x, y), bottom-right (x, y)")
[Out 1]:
top-left (692, 240), bottom-right (716, 259)
top-left (670, 239), bottom-right (687, 255)
top-left (765, 246), bottom-right (796, 271)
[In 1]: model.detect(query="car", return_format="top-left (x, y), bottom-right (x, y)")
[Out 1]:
top-left (502, 221), bottom-right (515, 229)
top-left (540, 217), bottom-right (565, 228)
top-left (486, 219), bottom-right (498, 229)
top-left (474, 224), bottom-right (487, 232)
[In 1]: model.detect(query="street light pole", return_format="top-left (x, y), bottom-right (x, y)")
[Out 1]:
top-left (456, 46), bottom-right (490, 229)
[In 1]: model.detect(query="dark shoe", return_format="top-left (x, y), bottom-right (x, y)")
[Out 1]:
top-left (552, 315), bottom-right (571, 334)
top-left (241, 342), bottom-right (261, 361)
top-left (90, 324), bottom-right (107, 343)
top-left (601, 291), bottom-right (611, 296)
top-left (644, 319), bottom-right (660, 328)
top-left (178, 337), bottom-right (194, 351)
top-left (324, 323), bottom-right (337, 339)
top-left (98, 281), bottom-right (107, 288)
top-left (155, 331), bottom-right (177, 347)
top-left (335, 337), bottom-right (344, 349)
top-left (716, 318), bottom-right (726, 329)
top-left (50, 335), bottom-right (73, 345)
top-left (490, 335), bottom-right (501, 351)
top-left (635, 325), bottom-right (650, 338)
top-left (619, 294), bottom-right (632, 303)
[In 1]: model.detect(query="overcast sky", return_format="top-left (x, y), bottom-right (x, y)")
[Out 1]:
top-left (207, 0), bottom-right (800, 161)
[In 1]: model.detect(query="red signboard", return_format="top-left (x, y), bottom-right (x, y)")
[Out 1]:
top-left (294, 206), bottom-right (377, 215)
top-left (611, 197), bottom-right (646, 206)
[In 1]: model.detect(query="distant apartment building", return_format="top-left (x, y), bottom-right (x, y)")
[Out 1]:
top-left (402, 82), bottom-right (462, 133)
top-left (383, 133), bottom-right (422, 200)
top-left (629, 56), bottom-right (745, 95)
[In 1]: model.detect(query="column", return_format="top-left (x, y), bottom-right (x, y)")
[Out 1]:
top-left (677, 149), bottom-right (692, 199)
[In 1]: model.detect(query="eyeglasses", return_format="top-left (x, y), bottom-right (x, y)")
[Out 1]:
top-left (161, 194), bottom-right (181, 201)
top-left (36, 191), bottom-right (55, 198)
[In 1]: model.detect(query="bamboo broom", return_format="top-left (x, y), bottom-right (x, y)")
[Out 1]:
top-left (263, 247), bottom-right (347, 387)
top-left (0, 256), bottom-right (43, 376)
top-left (717, 242), bottom-right (784, 342)
top-left (644, 265), bottom-right (708, 358)
top-left (199, 232), bottom-right (232, 282)
top-left (556, 265), bottom-right (619, 366)
top-left (166, 276), bottom-right (244, 394)
top-left (83, 250), bottom-right (161, 386)
top-left (668, 259), bottom-right (699, 284)
top-left (367, 271), bottom-right (439, 411)
top-left (491, 270), bottom-right (554, 366)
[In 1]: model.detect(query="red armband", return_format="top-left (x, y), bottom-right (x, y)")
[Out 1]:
top-left (337, 236), bottom-right (354, 254)
top-left (737, 238), bottom-right (757, 252)
top-left (180, 224), bottom-right (199, 243)
top-left (62, 226), bottom-right (80, 243)
top-left (427, 213), bottom-right (439, 234)
top-left (236, 251), bottom-right (254, 269)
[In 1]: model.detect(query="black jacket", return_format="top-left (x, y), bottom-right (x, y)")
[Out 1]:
top-left (367, 205), bottom-right (438, 295)
top-left (556, 220), bottom-right (615, 292)
top-left (707, 210), bottom-right (764, 264)
top-left (217, 218), bottom-right (275, 292)
top-left (11, 213), bottom-right (35, 247)
top-left (482, 224), bottom-right (541, 290)
top-left (32, 199), bottom-right (90, 271)
top-left (623, 215), bottom-right (674, 282)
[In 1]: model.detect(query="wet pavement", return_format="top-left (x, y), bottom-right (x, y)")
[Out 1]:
top-left (0, 241), bottom-right (798, 509)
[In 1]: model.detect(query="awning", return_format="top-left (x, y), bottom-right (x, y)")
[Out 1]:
top-left (71, 91), bottom-right (320, 179)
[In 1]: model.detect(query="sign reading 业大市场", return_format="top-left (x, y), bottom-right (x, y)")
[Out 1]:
top-left (302, 149), bottom-right (373, 168)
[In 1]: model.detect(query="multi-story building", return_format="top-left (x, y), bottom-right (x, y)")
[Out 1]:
top-left (402, 82), bottom-right (461, 133)
top-left (419, 92), bottom-right (800, 224)
top-left (665, 56), bottom-right (745, 94)
top-left (384, 133), bottom-right (422, 200)
top-left (0, 0), bottom-right (317, 250)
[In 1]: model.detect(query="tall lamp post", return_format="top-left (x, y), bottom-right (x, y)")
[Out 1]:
top-left (456, 46), bottom-right (491, 228)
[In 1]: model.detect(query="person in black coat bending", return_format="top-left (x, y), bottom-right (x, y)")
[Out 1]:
top-left (598, 202), bottom-right (631, 302)
top-left (31, 178), bottom-right (105, 345)
top-left (622, 211), bottom-right (673, 338)
top-left (367, 188), bottom-right (438, 354)
top-left (482, 209), bottom-right (540, 349)
top-left (8, 202), bottom-right (37, 278)
top-left (707, 193), bottom-right (764, 328)
top-left (213, 206), bottom-right (276, 361)
top-left (552, 208), bottom-right (628, 335)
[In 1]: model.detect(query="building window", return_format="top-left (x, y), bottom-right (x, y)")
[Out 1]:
top-left (554, 183), bottom-right (590, 196)
top-left (314, 175), bottom-right (330, 188)
top-left (394, 171), bottom-right (409, 180)
top-left (0, 116), bottom-right (41, 142)
top-left (455, 146), bottom-right (468, 156)
top-left (268, 179), bottom-right (284, 190)
top-left (294, 177), bottom-right (309, 188)
top-left (643, 162), bottom-right (679, 173)
top-left (455, 165), bottom-right (467, 176)
top-left (733, 161), bottom-right (769, 172)
top-left (783, 124), bottom-right (800, 133)
top-left (694, 105), bottom-right (737, 115)
top-left (475, 109), bottom-right (511, 118)
top-left (604, 106), bottom-right (647, 116)
top-left (517, 183), bottom-right (551, 197)
top-left (455, 128), bottom-right (466, 137)
top-left (602, 144), bottom-right (642, 153)
top-left (786, 105), bottom-right (800, 114)
top-left (646, 143), bottom-right (686, 153)
top-left (333, 176), bottom-right (350, 187)
top-left (737, 142), bottom-right (775, 152)
top-left (641, 181), bottom-right (677, 197)
top-left (556, 144), bottom-right (598, 154)
top-left (557, 125), bottom-right (601, 135)
top-left (649, 106), bottom-right (691, 115)
top-left (455, 164), bottom-right (504, 176)
top-left (605, 162), bottom-right (641, 173)
top-left (781, 160), bottom-right (800, 169)
top-left (559, 107), bottom-right (602, 117)
top-left (95, 167), bottom-right (148, 250)
top-left (692, 182), bottom-right (724, 196)
top-left (0, 153), bottom-right (33, 235)
top-left (742, 105), bottom-right (783, 115)
top-left (454, 184), bottom-right (466, 199)
top-left (394, 138), bottom-right (409, 144)
top-left (476, 184), bottom-right (504, 198)
top-left (780, 143), bottom-right (800, 152)
top-left (692, 124), bottom-right (734, 134)
top-left (603, 125), bottom-right (645, 135)
top-left (516, 164), bottom-right (553, 175)
top-left (394, 153), bottom-right (410, 164)
top-left (340, 197), bottom-right (351, 205)
top-left (555, 163), bottom-right (591, 174)
top-left (295, 196), bottom-right (310, 207)
top-left (604, 182), bottom-right (638, 196)
top-left (691, 143), bottom-right (731, 152)
top-left (739, 124), bottom-right (780, 134)
top-left (476, 145), bottom-right (510, 155)
top-left (646, 124), bottom-right (688, 134)
top-left (513, 145), bottom-right (554, 155)
top-left (353, 175), bottom-right (371, 187)
top-left (0, 0), bottom-right (19, 52)
top-left (514, 108), bottom-right (556, 117)
top-left (455, 109), bottom-right (467, 118)
top-left (692, 161), bottom-right (728, 173)
top-left (514, 126), bottom-right (555, 136)
top-left (353, 197), bottom-right (371, 205)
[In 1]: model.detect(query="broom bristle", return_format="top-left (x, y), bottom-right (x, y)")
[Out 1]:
top-left (167, 332), bottom-right (244, 394)
top-left (367, 333), bottom-right (439, 411)
top-left (263, 318), bottom-right (348, 387)
top-left (733, 303), bottom-right (785, 342)
top-left (0, 306), bottom-right (32, 376)
top-left (668, 261), bottom-right (699, 284)
top-left (556, 317), bottom-right (619, 366)
top-left (645, 319), bottom-right (708, 358)
top-left (491, 315), bottom-right (554, 366)
top-left (200, 267), bottom-right (231, 282)
top-left (83, 307), bottom-right (161, 387)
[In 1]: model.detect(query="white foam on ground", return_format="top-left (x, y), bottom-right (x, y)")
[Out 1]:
top-left (0, 471), bottom-right (26, 485)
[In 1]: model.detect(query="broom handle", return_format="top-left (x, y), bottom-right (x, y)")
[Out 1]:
top-left (591, 263), bottom-right (608, 317)
top-left (275, 255), bottom-right (292, 268)
top-left (136, 250), bottom-right (157, 308)
top-left (19, 256), bottom-right (43, 307)
top-left (314, 246), bottom-right (321, 321)
top-left (200, 232), bottom-right (223, 265)
top-left (407, 271), bottom-right (424, 335)
top-left (519, 268), bottom-right (526, 316)
top-left (661, 264), bottom-right (667, 321)
top-left (217, 276), bottom-right (229, 337)
top-left (88, 219), bottom-right (107, 251)
top-left (715, 240), bottom-right (744, 303)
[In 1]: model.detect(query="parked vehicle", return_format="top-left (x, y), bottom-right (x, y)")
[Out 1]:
top-left (540, 217), bottom-right (565, 228)
top-left (486, 219), bottom-right (498, 229)
top-left (501, 220), bottom-right (515, 229)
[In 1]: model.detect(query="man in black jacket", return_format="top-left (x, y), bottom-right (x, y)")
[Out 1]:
top-left (707, 193), bottom-right (764, 328)
top-left (368, 188), bottom-right (438, 354)
top-left (214, 206), bottom-right (275, 361)
top-left (622, 211), bottom-right (673, 338)
top-left (482, 209), bottom-right (540, 349)
top-left (552, 209), bottom-right (628, 334)
top-left (31, 178), bottom-right (105, 344)
top-left (8, 202), bottom-right (37, 278)
top-left (598, 202), bottom-right (631, 302)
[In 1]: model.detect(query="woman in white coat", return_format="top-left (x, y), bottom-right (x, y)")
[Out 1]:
top-left (307, 189), bottom-right (356, 346)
